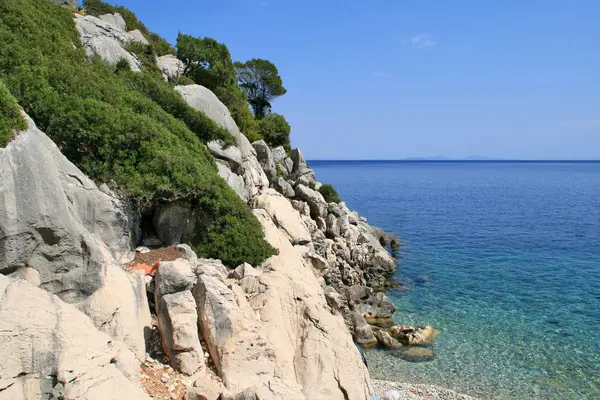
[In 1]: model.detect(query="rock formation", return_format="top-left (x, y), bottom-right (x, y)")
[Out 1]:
top-left (0, 69), bottom-right (401, 400)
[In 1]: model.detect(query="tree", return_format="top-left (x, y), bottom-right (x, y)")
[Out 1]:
top-left (258, 113), bottom-right (291, 150)
top-left (235, 59), bottom-right (286, 119)
top-left (176, 33), bottom-right (236, 92)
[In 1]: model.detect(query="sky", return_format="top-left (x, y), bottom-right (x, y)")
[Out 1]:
top-left (114, 0), bottom-right (599, 160)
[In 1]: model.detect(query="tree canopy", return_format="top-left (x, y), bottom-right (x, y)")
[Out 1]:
top-left (235, 59), bottom-right (286, 119)
top-left (176, 33), bottom-right (236, 92)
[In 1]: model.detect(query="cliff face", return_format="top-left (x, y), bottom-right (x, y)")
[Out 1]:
top-left (0, 6), bottom-right (400, 400)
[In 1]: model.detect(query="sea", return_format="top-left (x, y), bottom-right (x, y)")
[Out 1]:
top-left (310, 160), bottom-right (600, 400)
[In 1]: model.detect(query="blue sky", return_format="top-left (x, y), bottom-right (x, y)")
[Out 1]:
top-left (115, 0), bottom-right (599, 159)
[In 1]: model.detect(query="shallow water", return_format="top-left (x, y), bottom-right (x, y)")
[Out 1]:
top-left (310, 161), bottom-right (600, 400)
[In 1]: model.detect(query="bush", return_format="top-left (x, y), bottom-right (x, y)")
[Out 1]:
top-left (114, 57), bottom-right (131, 73)
top-left (258, 113), bottom-right (291, 150)
top-left (318, 184), bottom-right (341, 204)
top-left (0, 80), bottom-right (27, 147)
top-left (0, 0), bottom-right (275, 266)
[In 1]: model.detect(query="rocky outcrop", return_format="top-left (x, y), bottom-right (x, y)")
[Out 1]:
top-left (74, 14), bottom-right (149, 71)
top-left (0, 116), bottom-right (149, 359)
top-left (175, 84), bottom-right (269, 202)
top-left (194, 264), bottom-right (276, 392)
top-left (250, 209), bottom-right (373, 399)
top-left (157, 54), bottom-right (185, 82)
top-left (0, 275), bottom-right (148, 400)
top-left (98, 13), bottom-right (127, 31)
top-left (251, 189), bottom-right (311, 245)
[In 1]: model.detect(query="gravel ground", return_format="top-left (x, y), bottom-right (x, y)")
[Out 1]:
top-left (373, 379), bottom-right (478, 400)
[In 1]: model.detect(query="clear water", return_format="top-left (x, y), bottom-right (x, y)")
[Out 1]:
top-left (310, 161), bottom-right (600, 400)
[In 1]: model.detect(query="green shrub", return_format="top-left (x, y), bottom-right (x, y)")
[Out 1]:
top-left (318, 184), bottom-right (341, 204)
top-left (115, 57), bottom-right (131, 73)
top-left (0, 0), bottom-right (275, 266)
top-left (0, 80), bottom-right (27, 147)
top-left (124, 42), bottom-right (159, 73)
top-left (258, 113), bottom-right (291, 150)
top-left (174, 75), bottom-right (195, 86)
top-left (83, 0), bottom-right (176, 56)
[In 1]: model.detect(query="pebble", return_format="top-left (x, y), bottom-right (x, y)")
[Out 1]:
top-left (161, 373), bottom-right (169, 383)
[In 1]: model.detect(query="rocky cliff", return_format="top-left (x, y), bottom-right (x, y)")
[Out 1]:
top-left (0, 6), bottom-right (402, 400)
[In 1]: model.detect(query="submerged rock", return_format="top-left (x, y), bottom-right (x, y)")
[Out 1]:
top-left (395, 347), bottom-right (435, 362)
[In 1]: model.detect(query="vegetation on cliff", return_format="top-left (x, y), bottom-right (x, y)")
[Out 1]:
top-left (0, 81), bottom-right (27, 147)
top-left (0, 0), bottom-right (275, 265)
top-left (319, 184), bottom-right (341, 204)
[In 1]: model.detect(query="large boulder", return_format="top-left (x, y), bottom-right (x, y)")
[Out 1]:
top-left (294, 184), bottom-right (328, 220)
top-left (252, 140), bottom-right (276, 181)
top-left (251, 189), bottom-right (311, 245)
top-left (216, 160), bottom-right (247, 201)
top-left (0, 116), bottom-right (149, 359)
top-left (0, 275), bottom-right (148, 400)
top-left (98, 13), bottom-right (127, 31)
top-left (250, 209), bottom-right (373, 399)
top-left (156, 290), bottom-right (205, 375)
top-left (74, 14), bottom-right (142, 71)
top-left (193, 268), bottom-right (277, 392)
top-left (157, 54), bottom-right (185, 82)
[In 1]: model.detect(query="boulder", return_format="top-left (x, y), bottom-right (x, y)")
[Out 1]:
top-left (175, 243), bottom-right (199, 263)
top-left (207, 141), bottom-right (243, 170)
top-left (343, 286), bottom-right (395, 327)
top-left (216, 160), bottom-right (247, 201)
top-left (291, 200), bottom-right (310, 217)
top-left (351, 312), bottom-right (377, 347)
top-left (0, 116), bottom-right (149, 359)
top-left (252, 140), bottom-right (276, 181)
top-left (0, 275), bottom-right (148, 400)
top-left (328, 203), bottom-right (351, 235)
top-left (273, 176), bottom-right (295, 198)
top-left (326, 213), bottom-right (341, 238)
top-left (271, 146), bottom-right (287, 164)
top-left (250, 209), bottom-right (373, 399)
top-left (230, 263), bottom-right (260, 280)
top-left (290, 148), bottom-right (308, 175)
top-left (156, 290), bottom-right (205, 375)
top-left (98, 13), bottom-right (127, 31)
top-left (388, 325), bottom-right (438, 346)
top-left (157, 54), bottom-right (185, 82)
top-left (195, 258), bottom-right (230, 281)
top-left (294, 184), bottom-right (328, 220)
top-left (74, 14), bottom-right (141, 71)
top-left (374, 329), bottom-right (399, 348)
top-left (251, 189), bottom-right (311, 245)
top-left (7, 267), bottom-right (41, 286)
top-left (154, 259), bottom-right (196, 299)
top-left (128, 29), bottom-right (149, 45)
top-left (395, 347), bottom-right (435, 362)
top-left (193, 272), bottom-right (277, 392)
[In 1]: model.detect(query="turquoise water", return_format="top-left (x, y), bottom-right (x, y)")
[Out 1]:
top-left (310, 161), bottom-right (600, 400)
